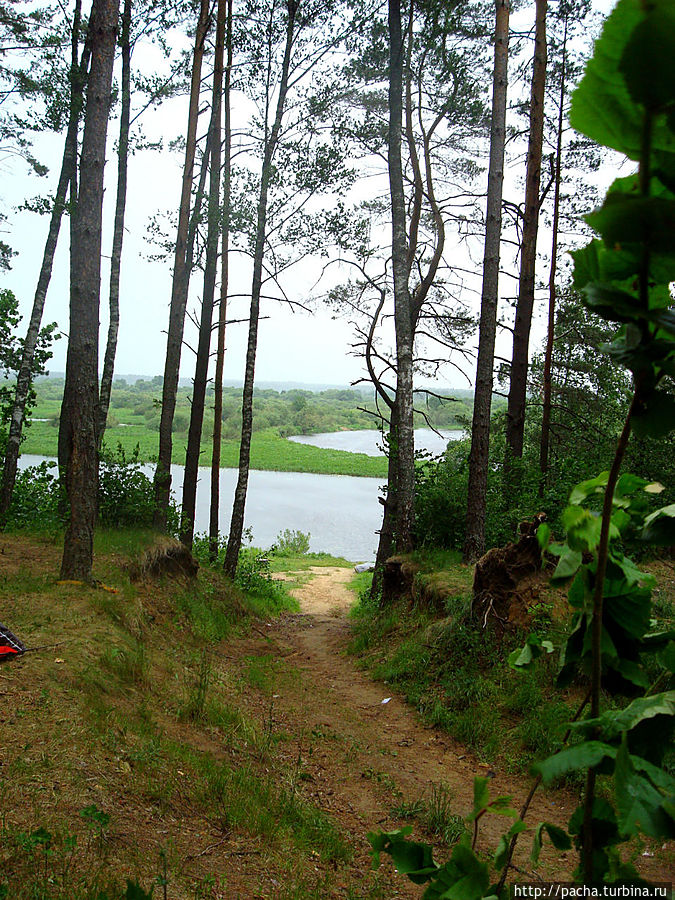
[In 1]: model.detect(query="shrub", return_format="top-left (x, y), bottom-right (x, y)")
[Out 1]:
top-left (272, 528), bottom-right (311, 556)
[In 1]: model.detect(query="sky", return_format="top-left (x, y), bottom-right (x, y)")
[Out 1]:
top-left (1, 0), bottom-right (616, 392)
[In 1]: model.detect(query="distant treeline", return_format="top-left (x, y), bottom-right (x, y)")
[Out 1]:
top-left (33, 376), bottom-right (491, 440)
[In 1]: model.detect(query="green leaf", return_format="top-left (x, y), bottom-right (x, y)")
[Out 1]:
top-left (632, 392), bottom-right (675, 438)
top-left (422, 843), bottom-right (490, 900)
top-left (536, 521), bottom-right (550, 551)
top-left (615, 738), bottom-right (675, 839)
top-left (494, 820), bottom-right (527, 870)
top-left (508, 634), bottom-right (554, 671)
top-left (569, 472), bottom-right (609, 504)
top-left (124, 882), bottom-right (154, 900)
top-left (552, 545), bottom-right (583, 581)
top-left (368, 828), bottom-right (438, 884)
top-left (586, 194), bottom-right (675, 254)
top-left (530, 822), bottom-right (572, 864)
top-left (535, 742), bottom-right (617, 784)
top-left (657, 641), bottom-right (675, 674)
top-left (570, 0), bottom-right (675, 160)
top-left (619, 4), bottom-right (675, 112)
top-left (642, 503), bottom-right (675, 544)
top-left (471, 778), bottom-right (490, 821)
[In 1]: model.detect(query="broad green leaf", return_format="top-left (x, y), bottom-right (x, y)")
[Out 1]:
top-left (422, 843), bottom-right (490, 900)
top-left (632, 392), bottom-right (675, 438)
top-left (570, 0), bottom-right (675, 160)
top-left (552, 545), bottom-right (583, 581)
top-left (657, 641), bottom-right (675, 674)
top-left (368, 828), bottom-right (438, 883)
top-left (642, 504), bottom-right (675, 545)
top-left (569, 472), bottom-right (609, 504)
top-left (535, 742), bottom-right (617, 784)
top-left (536, 521), bottom-right (550, 551)
top-left (578, 692), bottom-right (675, 741)
top-left (610, 657), bottom-right (650, 689)
top-left (586, 195), bottom-right (675, 254)
top-left (615, 739), bottom-right (675, 838)
top-left (619, 5), bottom-right (675, 112)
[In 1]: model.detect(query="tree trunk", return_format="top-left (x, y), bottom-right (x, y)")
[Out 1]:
top-left (505, 0), bottom-right (547, 462)
top-left (388, 0), bottom-right (414, 555)
top-left (223, 0), bottom-right (297, 578)
top-left (209, 0), bottom-right (233, 561)
top-left (181, 0), bottom-right (226, 549)
top-left (370, 402), bottom-right (399, 600)
top-left (463, 0), bottom-right (510, 562)
top-left (539, 11), bottom-right (567, 493)
top-left (0, 1), bottom-right (89, 520)
top-left (98, 0), bottom-right (132, 447)
top-left (153, 0), bottom-right (211, 531)
top-left (60, 0), bottom-right (119, 581)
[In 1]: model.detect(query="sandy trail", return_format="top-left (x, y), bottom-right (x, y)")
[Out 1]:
top-left (241, 566), bottom-right (578, 893)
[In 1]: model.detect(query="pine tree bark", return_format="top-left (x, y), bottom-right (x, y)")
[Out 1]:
top-left (209, 0), bottom-right (233, 561)
top-left (153, 0), bottom-right (211, 531)
top-left (98, 0), bottom-right (132, 447)
top-left (181, 0), bottom-right (226, 549)
top-left (463, 0), bottom-right (510, 562)
top-left (388, 0), bottom-right (414, 555)
top-left (60, 0), bottom-right (119, 581)
top-left (223, 0), bottom-right (298, 578)
top-left (539, 11), bottom-right (567, 492)
top-left (505, 0), bottom-right (547, 462)
top-left (0, 1), bottom-right (89, 520)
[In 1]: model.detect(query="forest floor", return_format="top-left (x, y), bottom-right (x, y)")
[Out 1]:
top-left (0, 535), bottom-right (672, 899)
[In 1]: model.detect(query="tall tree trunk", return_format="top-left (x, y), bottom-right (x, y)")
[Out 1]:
top-left (223, 0), bottom-right (298, 578)
top-left (209, 0), bottom-right (233, 561)
top-left (0, 1), bottom-right (89, 520)
top-left (505, 0), bottom-right (547, 462)
top-left (60, 0), bottom-right (119, 581)
top-left (388, 0), bottom-right (414, 555)
top-left (463, 0), bottom-right (510, 562)
top-left (539, 11), bottom-right (567, 493)
top-left (370, 401), bottom-right (399, 599)
top-left (98, 0), bottom-right (132, 447)
top-left (153, 0), bottom-right (211, 531)
top-left (181, 0), bottom-right (226, 549)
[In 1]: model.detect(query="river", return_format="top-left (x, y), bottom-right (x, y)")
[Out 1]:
top-left (288, 428), bottom-right (464, 456)
top-left (18, 428), bottom-right (461, 562)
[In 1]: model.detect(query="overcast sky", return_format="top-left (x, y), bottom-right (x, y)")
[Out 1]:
top-left (1, 0), bottom-right (616, 391)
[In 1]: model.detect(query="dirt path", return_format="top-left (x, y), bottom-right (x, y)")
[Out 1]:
top-left (235, 567), bottom-right (576, 893)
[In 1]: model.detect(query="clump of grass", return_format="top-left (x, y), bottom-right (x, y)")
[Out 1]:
top-left (100, 635), bottom-right (148, 687)
top-left (179, 648), bottom-right (212, 722)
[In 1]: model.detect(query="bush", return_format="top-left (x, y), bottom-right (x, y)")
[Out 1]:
top-left (6, 460), bottom-right (62, 530)
top-left (98, 445), bottom-right (157, 528)
top-left (272, 528), bottom-right (311, 556)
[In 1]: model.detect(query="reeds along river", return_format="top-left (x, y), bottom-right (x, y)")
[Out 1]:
top-left (18, 429), bottom-right (463, 562)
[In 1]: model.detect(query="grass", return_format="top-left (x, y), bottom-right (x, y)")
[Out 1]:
top-left (348, 553), bottom-right (577, 770)
top-left (0, 530), bottom-right (373, 899)
top-left (21, 421), bottom-right (389, 478)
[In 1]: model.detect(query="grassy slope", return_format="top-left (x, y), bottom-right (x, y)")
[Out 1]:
top-left (348, 552), bottom-right (675, 774)
top-left (20, 421), bottom-right (389, 478)
top-left (0, 531), bottom-right (387, 900)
